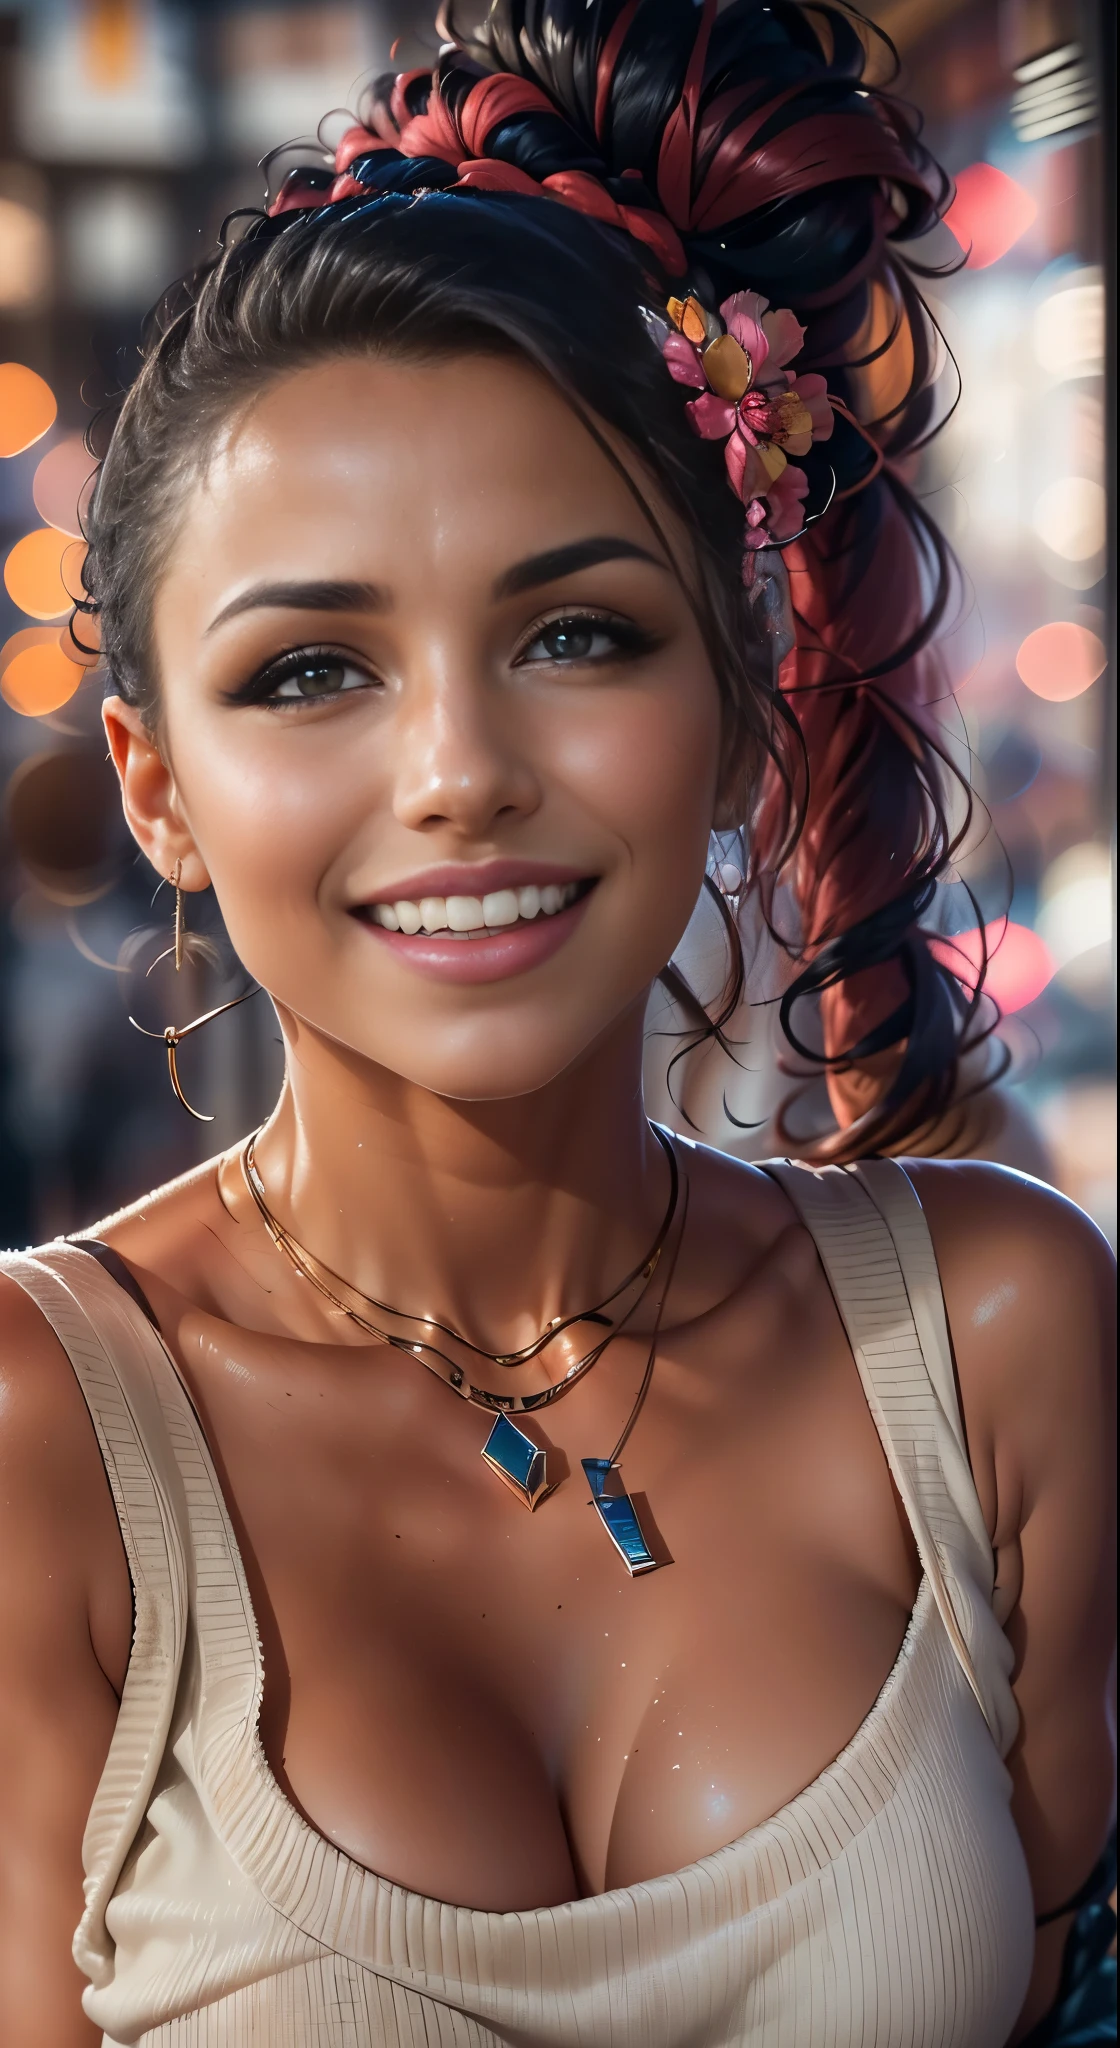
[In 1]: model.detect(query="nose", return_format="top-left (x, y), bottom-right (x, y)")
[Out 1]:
top-left (390, 652), bottom-right (543, 841)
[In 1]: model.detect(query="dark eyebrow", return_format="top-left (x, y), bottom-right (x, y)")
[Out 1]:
top-left (492, 536), bottom-right (668, 601)
top-left (205, 579), bottom-right (388, 635)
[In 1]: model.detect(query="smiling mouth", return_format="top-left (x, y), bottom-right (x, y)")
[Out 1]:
top-left (356, 878), bottom-right (596, 940)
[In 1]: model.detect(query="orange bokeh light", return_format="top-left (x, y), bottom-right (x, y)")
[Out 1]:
top-left (944, 163), bottom-right (1038, 269)
top-left (32, 434), bottom-right (95, 538)
top-left (0, 362), bottom-right (57, 457)
top-left (1, 639), bottom-right (83, 716)
top-left (1, 623), bottom-right (59, 674)
top-left (3, 623), bottom-right (92, 688)
top-left (932, 920), bottom-right (1055, 1014)
top-left (1015, 620), bottom-right (1107, 701)
top-left (3, 526), bottom-right (85, 618)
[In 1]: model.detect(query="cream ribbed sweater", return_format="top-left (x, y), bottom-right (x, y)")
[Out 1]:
top-left (2, 1158), bottom-right (1034, 2046)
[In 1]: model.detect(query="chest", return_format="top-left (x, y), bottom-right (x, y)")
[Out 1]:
top-left (173, 1288), bottom-right (921, 1908)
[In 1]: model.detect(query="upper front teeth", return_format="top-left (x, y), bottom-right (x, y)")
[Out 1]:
top-left (373, 881), bottom-right (579, 933)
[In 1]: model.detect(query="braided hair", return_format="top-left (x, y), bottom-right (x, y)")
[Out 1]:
top-left (82, 0), bottom-right (988, 1162)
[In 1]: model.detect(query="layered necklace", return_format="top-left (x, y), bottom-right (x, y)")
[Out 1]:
top-left (241, 1126), bottom-right (686, 1575)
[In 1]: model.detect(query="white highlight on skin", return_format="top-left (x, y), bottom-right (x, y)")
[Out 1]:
top-left (973, 1281), bottom-right (1018, 1328)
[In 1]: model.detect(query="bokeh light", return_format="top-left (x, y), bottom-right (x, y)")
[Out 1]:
top-left (0, 361), bottom-right (57, 456)
top-left (1037, 843), bottom-right (1113, 985)
top-left (1, 623), bottom-right (60, 676)
top-left (1031, 475), bottom-right (1107, 562)
top-left (1032, 273), bottom-right (1104, 380)
top-left (32, 435), bottom-right (95, 538)
top-left (0, 640), bottom-right (83, 717)
top-left (3, 526), bottom-right (85, 618)
top-left (4, 747), bottom-right (123, 903)
top-left (944, 163), bottom-right (1038, 270)
top-left (0, 198), bottom-right (51, 310)
top-left (1015, 620), bottom-right (1107, 701)
top-left (932, 920), bottom-right (1055, 1013)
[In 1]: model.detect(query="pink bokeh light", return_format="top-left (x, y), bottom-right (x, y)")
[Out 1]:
top-left (931, 920), bottom-right (1055, 1014)
top-left (1015, 621), bottom-right (1107, 702)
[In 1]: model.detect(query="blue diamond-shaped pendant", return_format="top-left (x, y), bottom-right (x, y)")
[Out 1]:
top-left (481, 1412), bottom-right (554, 1511)
top-left (582, 1458), bottom-right (660, 1575)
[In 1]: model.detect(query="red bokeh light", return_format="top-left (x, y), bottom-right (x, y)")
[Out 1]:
top-left (931, 920), bottom-right (1054, 1014)
top-left (944, 163), bottom-right (1038, 269)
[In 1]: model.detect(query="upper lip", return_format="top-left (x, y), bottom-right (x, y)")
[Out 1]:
top-left (351, 859), bottom-right (593, 907)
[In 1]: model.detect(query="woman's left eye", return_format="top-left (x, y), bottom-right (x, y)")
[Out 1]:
top-left (516, 615), bottom-right (643, 667)
top-left (267, 656), bottom-right (368, 702)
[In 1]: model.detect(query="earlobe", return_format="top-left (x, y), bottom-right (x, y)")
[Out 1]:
top-left (102, 694), bottom-right (211, 891)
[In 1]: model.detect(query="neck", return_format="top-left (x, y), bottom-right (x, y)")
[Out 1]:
top-left (252, 1001), bottom-right (670, 1350)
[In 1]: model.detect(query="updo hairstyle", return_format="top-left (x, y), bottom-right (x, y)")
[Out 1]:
top-left (79, 0), bottom-right (987, 1162)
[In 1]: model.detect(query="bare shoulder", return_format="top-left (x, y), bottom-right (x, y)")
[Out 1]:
top-left (0, 1264), bottom-right (132, 1695)
top-left (904, 1159), bottom-right (1115, 1380)
top-left (903, 1160), bottom-right (1115, 1526)
top-left (0, 1267), bottom-right (130, 2042)
top-left (85, 1144), bottom-right (245, 1310)
top-left (0, 1267), bottom-right (111, 1529)
top-left (674, 1137), bottom-right (818, 1305)
top-left (682, 1134), bottom-right (803, 1227)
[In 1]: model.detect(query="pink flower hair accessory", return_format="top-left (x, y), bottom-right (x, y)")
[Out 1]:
top-left (658, 289), bottom-right (834, 578)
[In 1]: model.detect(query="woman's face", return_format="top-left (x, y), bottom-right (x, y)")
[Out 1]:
top-left (107, 352), bottom-right (724, 1101)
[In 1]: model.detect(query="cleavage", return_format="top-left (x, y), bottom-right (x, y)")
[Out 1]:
top-left (177, 1308), bottom-right (920, 1909)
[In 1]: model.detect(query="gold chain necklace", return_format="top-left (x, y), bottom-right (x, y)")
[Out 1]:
top-left (243, 1125), bottom-right (678, 1374)
top-left (240, 1128), bottom-right (686, 1575)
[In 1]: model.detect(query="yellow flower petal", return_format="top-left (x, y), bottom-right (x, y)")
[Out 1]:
top-left (702, 333), bottom-right (752, 400)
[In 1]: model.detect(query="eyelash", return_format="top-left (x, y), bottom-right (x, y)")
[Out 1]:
top-left (512, 608), bottom-right (662, 668)
top-left (228, 609), bottom-right (661, 711)
top-left (225, 645), bottom-right (373, 711)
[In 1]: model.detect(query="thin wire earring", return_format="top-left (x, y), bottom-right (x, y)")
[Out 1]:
top-left (147, 857), bottom-right (187, 974)
top-left (129, 861), bottom-right (259, 1122)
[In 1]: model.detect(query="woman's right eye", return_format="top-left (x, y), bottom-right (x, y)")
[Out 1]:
top-left (267, 656), bottom-right (369, 702)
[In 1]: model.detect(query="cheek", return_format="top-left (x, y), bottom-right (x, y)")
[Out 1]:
top-left (167, 710), bottom-right (383, 931)
top-left (560, 675), bottom-right (721, 898)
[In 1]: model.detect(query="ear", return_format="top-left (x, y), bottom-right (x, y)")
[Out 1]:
top-left (102, 696), bottom-right (211, 891)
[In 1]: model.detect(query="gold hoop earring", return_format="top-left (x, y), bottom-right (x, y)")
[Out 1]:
top-left (129, 863), bottom-right (260, 1122)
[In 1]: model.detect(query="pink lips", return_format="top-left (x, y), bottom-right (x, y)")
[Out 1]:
top-left (354, 888), bottom-right (594, 985)
top-left (354, 858), bottom-right (587, 902)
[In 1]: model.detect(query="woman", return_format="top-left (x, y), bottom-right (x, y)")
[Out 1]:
top-left (0, 4), bottom-right (1113, 2043)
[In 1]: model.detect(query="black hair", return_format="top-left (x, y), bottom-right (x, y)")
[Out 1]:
top-left (80, 0), bottom-right (991, 1162)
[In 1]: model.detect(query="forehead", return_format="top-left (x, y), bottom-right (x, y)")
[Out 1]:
top-left (165, 353), bottom-right (654, 611)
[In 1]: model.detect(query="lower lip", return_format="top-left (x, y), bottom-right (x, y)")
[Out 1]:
top-left (354, 891), bottom-right (594, 985)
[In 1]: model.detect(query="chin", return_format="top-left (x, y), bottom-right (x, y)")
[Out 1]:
top-left (366, 1016), bottom-right (614, 1104)
top-left (279, 982), bottom-right (636, 1105)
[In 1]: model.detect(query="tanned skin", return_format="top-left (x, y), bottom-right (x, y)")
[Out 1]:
top-left (0, 356), bottom-right (1113, 2045)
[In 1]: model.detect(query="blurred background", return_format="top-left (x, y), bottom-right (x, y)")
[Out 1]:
top-left (0, 0), bottom-right (1114, 1248)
